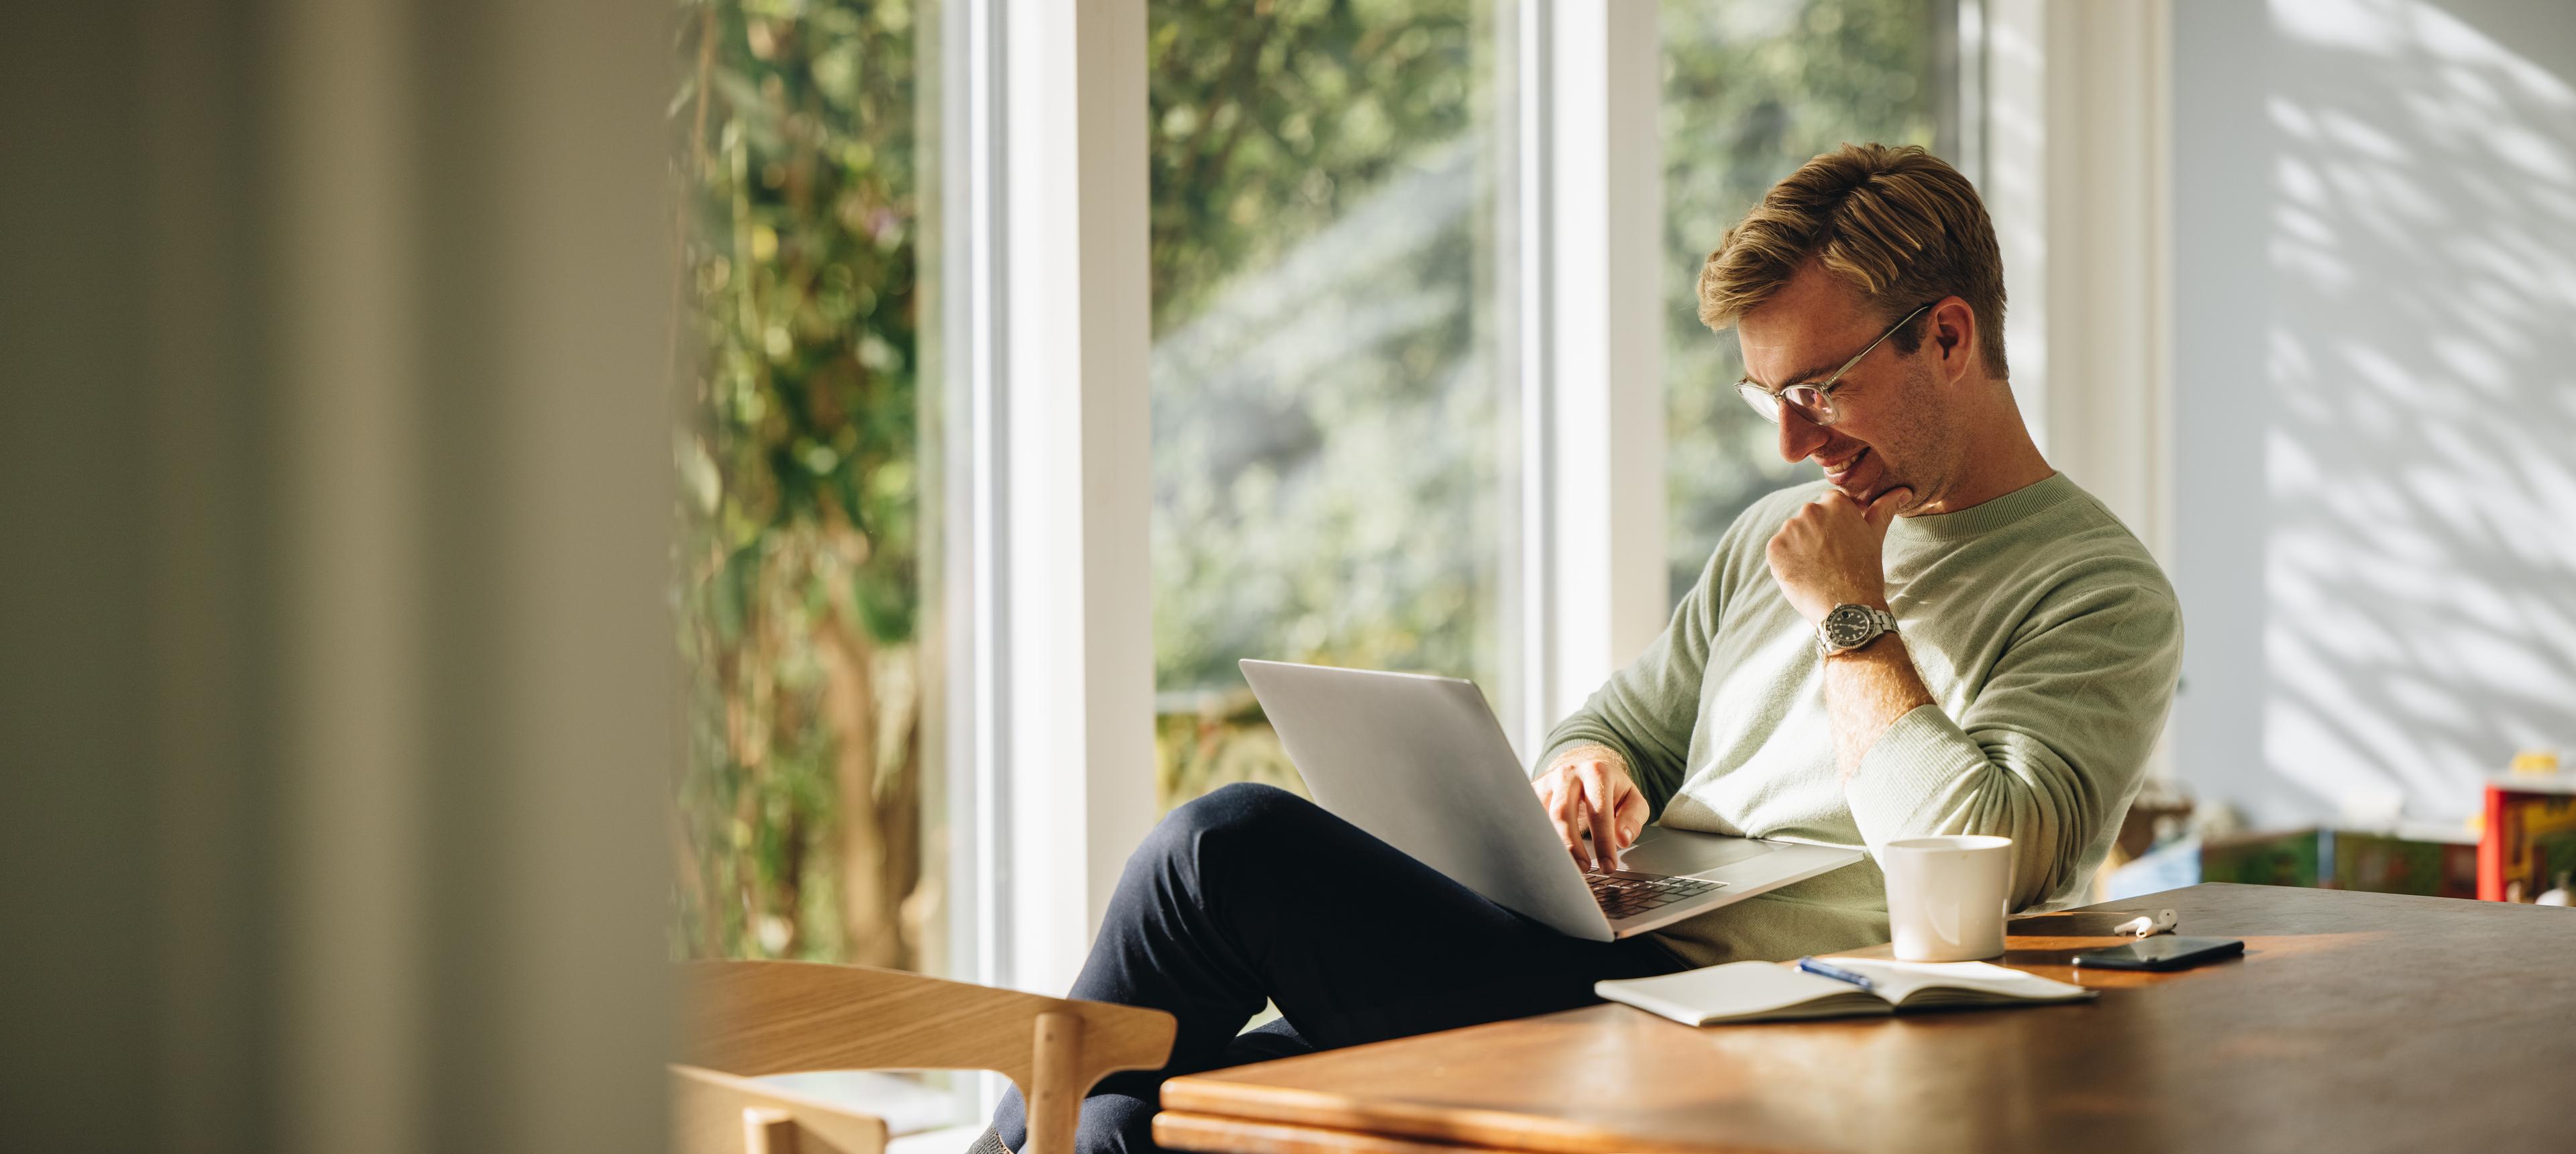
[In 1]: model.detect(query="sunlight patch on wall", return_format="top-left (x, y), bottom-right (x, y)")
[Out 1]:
top-left (2259, 0), bottom-right (2576, 823)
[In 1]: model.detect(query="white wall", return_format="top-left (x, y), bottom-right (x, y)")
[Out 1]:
top-left (2174, 0), bottom-right (2576, 827)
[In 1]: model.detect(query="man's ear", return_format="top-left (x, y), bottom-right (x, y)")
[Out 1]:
top-left (1931, 297), bottom-right (1976, 384)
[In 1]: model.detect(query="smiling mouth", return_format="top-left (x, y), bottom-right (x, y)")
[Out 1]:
top-left (1819, 446), bottom-right (1870, 481)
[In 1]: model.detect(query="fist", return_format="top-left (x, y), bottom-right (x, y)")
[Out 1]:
top-left (1766, 486), bottom-right (1910, 624)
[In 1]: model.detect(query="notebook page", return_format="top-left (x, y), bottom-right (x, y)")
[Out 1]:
top-left (1827, 959), bottom-right (2095, 1007)
top-left (1595, 961), bottom-right (1890, 1026)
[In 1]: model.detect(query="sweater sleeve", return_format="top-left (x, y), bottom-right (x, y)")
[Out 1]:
top-left (1535, 496), bottom-right (1778, 817)
top-left (1843, 567), bottom-right (2184, 910)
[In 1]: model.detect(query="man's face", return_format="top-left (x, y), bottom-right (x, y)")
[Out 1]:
top-left (1735, 263), bottom-right (1954, 511)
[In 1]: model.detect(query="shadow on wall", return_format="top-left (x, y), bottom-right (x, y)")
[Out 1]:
top-left (2259, 0), bottom-right (2576, 823)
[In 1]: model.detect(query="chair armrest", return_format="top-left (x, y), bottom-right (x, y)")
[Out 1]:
top-left (678, 959), bottom-right (1175, 1093)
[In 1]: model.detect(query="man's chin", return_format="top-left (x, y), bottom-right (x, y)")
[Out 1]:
top-left (1827, 474), bottom-right (1882, 501)
top-left (1835, 477), bottom-right (1911, 509)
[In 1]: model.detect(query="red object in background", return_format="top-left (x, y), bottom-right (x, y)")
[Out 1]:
top-left (2478, 781), bottom-right (2576, 902)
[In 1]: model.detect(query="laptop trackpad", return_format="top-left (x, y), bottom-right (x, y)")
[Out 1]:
top-left (1615, 826), bottom-right (1776, 878)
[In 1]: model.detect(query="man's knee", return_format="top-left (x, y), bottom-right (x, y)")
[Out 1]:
top-left (1077, 1093), bottom-right (1158, 1154)
top-left (994, 1092), bottom-right (1157, 1154)
top-left (1137, 782), bottom-right (1316, 877)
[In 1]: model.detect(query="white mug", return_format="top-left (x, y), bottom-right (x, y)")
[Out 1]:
top-left (1880, 835), bottom-right (2014, 961)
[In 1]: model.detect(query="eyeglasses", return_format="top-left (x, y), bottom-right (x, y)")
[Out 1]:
top-left (1733, 302), bottom-right (1933, 427)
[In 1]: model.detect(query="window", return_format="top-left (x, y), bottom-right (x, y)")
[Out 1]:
top-left (1662, 0), bottom-right (1955, 601)
top-left (1146, 1), bottom-right (1515, 810)
top-left (668, 0), bottom-right (947, 976)
top-left (659, 0), bottom-right (1968, 989)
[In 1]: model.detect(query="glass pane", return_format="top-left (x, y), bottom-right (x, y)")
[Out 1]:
top-left (1148, 1), bottom-right (1512, 811)
top-left (668, 0), bottom-right (947, 978)
top-left (1662, 0), bottom-right (1947, 603)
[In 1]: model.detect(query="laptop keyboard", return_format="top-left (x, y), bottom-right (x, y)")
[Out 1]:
top-left (1585, 870), bottom-right (1724, 921)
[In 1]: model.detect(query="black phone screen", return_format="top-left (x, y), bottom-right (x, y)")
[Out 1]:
top-left (2072, 935), bottom-right (2245, 971)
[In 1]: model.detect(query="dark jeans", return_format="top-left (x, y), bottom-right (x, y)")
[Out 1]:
top-left (991, 782), bottom-right (1687, 1154)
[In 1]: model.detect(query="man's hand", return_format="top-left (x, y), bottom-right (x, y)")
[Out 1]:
top-left (1766, 487), bottom-right (1911, 623)
top-left (1532, 749), bottom-right (1649, 872)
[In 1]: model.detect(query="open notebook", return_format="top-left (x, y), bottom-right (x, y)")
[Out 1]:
top-left (1596, 959), bottom-right (2096, 1026)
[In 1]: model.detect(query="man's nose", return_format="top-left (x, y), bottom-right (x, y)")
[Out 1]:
top-left (1776, 407), bottom-right (1829, 463)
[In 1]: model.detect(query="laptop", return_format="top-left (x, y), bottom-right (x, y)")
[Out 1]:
top-left (1240, 660), bottom-right (1864, 942)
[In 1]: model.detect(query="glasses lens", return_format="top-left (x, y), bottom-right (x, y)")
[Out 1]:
top-left (1736, 381), bottom-right (1782, 422)
top-left (1781, 385), bottom-right (1835, 426)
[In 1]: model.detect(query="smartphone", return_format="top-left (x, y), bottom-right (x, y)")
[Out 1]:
top-left (2071, 935), bottom-right (2245, 972)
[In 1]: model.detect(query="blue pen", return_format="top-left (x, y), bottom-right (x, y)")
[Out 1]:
top-left (1796, 956), bottom-right (1876, 992)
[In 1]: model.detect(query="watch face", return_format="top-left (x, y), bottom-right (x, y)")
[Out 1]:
top-left (1823, 605), bottom-right (1876, 648)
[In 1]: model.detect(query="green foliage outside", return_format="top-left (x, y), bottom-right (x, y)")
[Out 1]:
top-left (1147, 0), bottom-right (1503, 808)
top-left (669, 0), bottom-right (932, 969)
top-left (1149, 0), bottom-right (1949, 807)
top-left (1662, 0), bottom-right (1943, 600)
top-left (1145, 0), bottom-right (1490, 335)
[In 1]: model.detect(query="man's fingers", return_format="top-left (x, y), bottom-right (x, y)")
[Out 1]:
top-left (1570, 776), bottom-right (1605, 870)
top-left (1866, 486), bottom-right (1913, 530)
top-left (1617, 790), bottom-right (1650, 846)
top-left (1548, 781), bottom-right (1593, 865)
top-left (1580, 768), bottom-right (1619, 868)
top-left (1539, 759), bottom-right (1644, 870)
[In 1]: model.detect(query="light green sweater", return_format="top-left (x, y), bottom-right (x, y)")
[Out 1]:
top-left (1543, 473), bottom-right (2182, 968)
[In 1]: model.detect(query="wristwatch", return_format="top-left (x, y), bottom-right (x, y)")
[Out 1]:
top-left (1817, 602), bottom-right (1898, 656)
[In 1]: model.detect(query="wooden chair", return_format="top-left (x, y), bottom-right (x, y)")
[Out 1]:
top-left (674, 960), bottom-right (1177, 1154)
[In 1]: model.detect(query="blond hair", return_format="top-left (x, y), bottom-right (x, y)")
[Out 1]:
top-left (1697, 144), bottom-right (2008, 378)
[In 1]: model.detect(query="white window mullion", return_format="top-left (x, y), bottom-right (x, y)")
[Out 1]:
top-left (991, 0), bottom-right (1155, 998)
top-left (2054, 1), bottom-right (2173, 565)
top-left (1986, 0), bottom-right (2173, 559)
top-left (1517, 0), bottom-right (1666, 754)
top-left (1986, 0), bottom-right (2051, 445)
top-left (1940, 0), bottom-right (1990, 194)
top-left (1509, 0), bottom-right (1553, 759)
top-left (936, 0), bottom-right (1003, 995)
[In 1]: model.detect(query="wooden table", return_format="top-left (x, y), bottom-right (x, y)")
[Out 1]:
top-left (1153, 884), bottom-right (2576, 1154)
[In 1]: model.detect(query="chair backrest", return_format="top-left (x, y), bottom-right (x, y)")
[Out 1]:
top-left (672, 1063), bottom-right (890, 1154)
top-left (676, 961), bottom-right (1177, 1154)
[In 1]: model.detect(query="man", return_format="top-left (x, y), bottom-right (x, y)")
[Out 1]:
top-left (977, 144), bottom-right (2182, 1154)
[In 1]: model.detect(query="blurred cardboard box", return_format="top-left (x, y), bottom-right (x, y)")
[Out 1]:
top-left (2332, 827), bottom-right (2477, 899)
top-left (2198, 829), bottom-right (2321, 889)
top-left (2193, 825), bottom-right (2477, 898)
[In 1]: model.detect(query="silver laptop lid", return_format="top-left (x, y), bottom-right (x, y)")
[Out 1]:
top-left (1238, 659), bottom-right (1614, 941)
